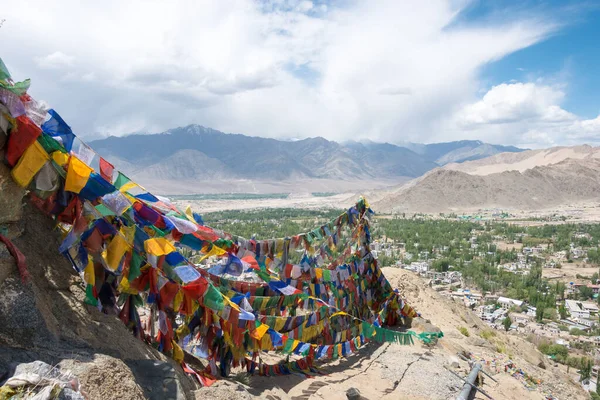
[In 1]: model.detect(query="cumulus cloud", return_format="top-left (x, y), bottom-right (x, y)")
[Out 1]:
top-left (0, 0), bottom-right (574, 144)
top-left (34, 51), bottom-right (75, 70)
top-left (446, 82), bottom-right (600, 148)
top-left (455, 83), bottom-right (574, 125)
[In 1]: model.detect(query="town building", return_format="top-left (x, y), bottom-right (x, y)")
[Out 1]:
top-left (565, 300), bottom-right (597, 319)
top-left (497, 297), bottom-right (524, 310)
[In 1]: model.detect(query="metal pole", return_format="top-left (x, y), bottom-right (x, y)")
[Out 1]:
top-left (457, 362), bottom-right (483, 400)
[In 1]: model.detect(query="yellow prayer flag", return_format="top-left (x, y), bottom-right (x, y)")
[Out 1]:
top-left (105, 235), bottom-right (130, 271)
top-left (123, 192), bottom-right (138, 204)
top-left (51, 151), bottom-right (69, 167)
top-left (173, 290), bottom-right (184, 313)
top-left (291, 339), bottom-right (300, 352)
top-left (118, 275), bottom-right (138, 295)
top-left (331, 311), bottom-right (349, 318)
top-left (65, 156), bottom-right (93, 194)
top-left (83, 258), bottom-right (95, 287)
top-left (199, 244), bottom-right (227, 261)
top-left (224, 297), bottom-right (241, 312)
top-left (176, 324), bottom-right (190, 339)
top-left (185, 205), bottom-right (195, 222)
top-left (260, 297), bottom-right (269, 311)
top-left (11, 141), bottom-right (49, 187)
top-left (260, 333), bottom-right (273, 350)
top-left (119, 181), bottom-right (138, 193)
top-left (274, 318), bottom-right (286, 332)
top-left (172, 340), bottom-right (184, 363)
top-left (315, 268), bottom-right (323, 280)
top-left (251, 323), bottom-right (269, 340)
top-left (120, 225), bottom-right (136, 245)
top-left (144, 238), bottom-right (176, 256)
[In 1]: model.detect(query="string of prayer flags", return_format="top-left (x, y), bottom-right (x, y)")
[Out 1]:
top-left (0, 56), bottom-right (434, 384)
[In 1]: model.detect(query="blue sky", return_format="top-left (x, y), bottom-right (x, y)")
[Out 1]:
top-left (453, 0), bottom-right (600, 118)
top-left (476, 1), bottom-right (600, 119)
top-left (2, 0), bottom-right (600, 148)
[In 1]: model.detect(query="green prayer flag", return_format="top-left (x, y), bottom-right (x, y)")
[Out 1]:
top-left (95, 204), bottom-right (116, 217)
top-left (257, 270), bottom-right (271, 282)
top-left (132, 294), bottom-right (144, 308)
top-left (38, 134), bottom-right (66, 154)
top-left (301, 343), bottom-right (310, 356)
top-left (84, 284), bottom-right (98, 306)
top-left (127, 251), bottom-right (144, 282)
top-left (151, 226), bottom-right (167, 237)
top-left (282, 338), bottom-right (294, 353)
top-left (203, 284), bottom-right (224, 312)
top-left (0, 78), bottom-right (30, 96)
top-left (0, 58), bottom-right (11, 81)
top-left (312, 228), bottom-right (323, 240)
top-left (113, 172), bottom-right (131, 189)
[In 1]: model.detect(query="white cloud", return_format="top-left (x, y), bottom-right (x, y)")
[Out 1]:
top-left (446, 82), bottom-right (600, 148)
top-left (34, 51), bottom-right (75, 69)
top-left (455, 82), bottom-right (574, 125)
top-left (1, 0), bottom-right (573, 145)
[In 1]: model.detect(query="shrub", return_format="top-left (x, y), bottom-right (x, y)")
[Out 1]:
top-left (458, 326), bottom-right (470, 337)
top-left (479, 330), bottom-right (496, 340)
top-left (537, 341), bottom-right (550, 355)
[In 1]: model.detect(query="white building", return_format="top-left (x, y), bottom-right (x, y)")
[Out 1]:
top-left (497, 297), bottom-right (524, 310)
top-left (576, 317), bottom-right (597, 328)
top-left (565, 300), bottom-right (591, 319)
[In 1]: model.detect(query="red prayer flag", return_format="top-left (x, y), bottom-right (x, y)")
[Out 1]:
top-left (242, 255), bottom-right (259, 270)
top-left (6, 116), bottom-right (41, 167)
top-left (99, 157), bottom-right (114, 182)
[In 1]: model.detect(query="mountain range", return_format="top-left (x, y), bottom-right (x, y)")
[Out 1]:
top-left (374, 145), bottom-right (600, 213)
top-left (89, 124), bottom-right (523, 193)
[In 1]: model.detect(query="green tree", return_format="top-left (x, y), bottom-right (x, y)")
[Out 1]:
top-left (558, 304), bottom-right (567, 320)
top-left (580, 358), bottom-right (592, 382)
top-left (544, 307), bottom-right (558, 321)
top-left (432, 258), bottom-right (450, 272)
top-left (502, 316), bottom-right (512, 332)
top-left (580, 286), bottom-right (594, 300)
top-left (535, 306), bottom-right (544, 322)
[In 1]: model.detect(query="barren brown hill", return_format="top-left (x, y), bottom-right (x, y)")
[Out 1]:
top-left (445, 145), bottom-right (600, 176)
top-left (374, 156), bottom-right (600, 213)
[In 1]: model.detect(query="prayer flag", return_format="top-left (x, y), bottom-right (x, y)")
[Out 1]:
top-left (99, 157), bottom-right (114, 182)
top-left (41, 109), bottom-right (75, 151)
top-left (11, 141), bottom-right (49, 187)
top-left (65, 156), bottom-right (92, 194)
top-left (144, 238), bottom-right (176, 256)
top-left (105, 234), bottom-right (130, 271)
